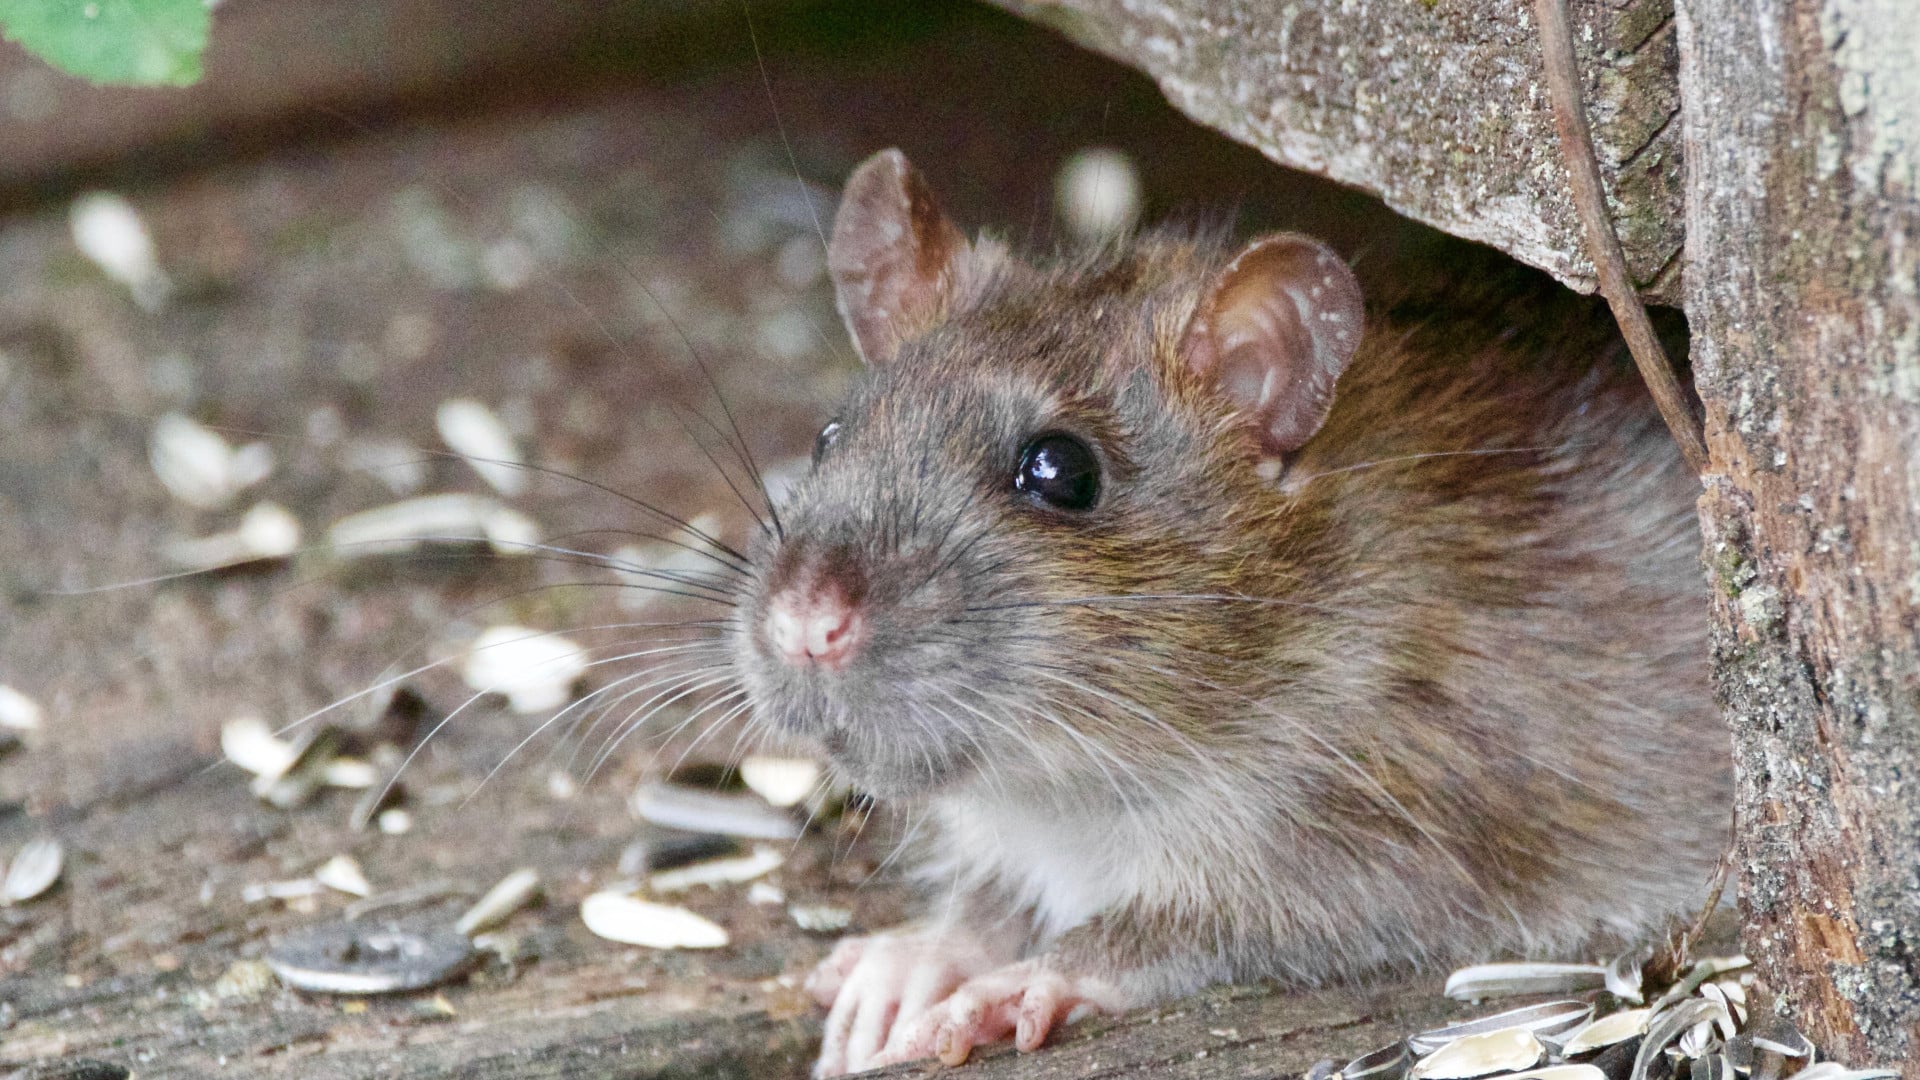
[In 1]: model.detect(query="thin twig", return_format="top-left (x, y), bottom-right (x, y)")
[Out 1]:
top-left (1533, 0), bottom-right (1710, 477)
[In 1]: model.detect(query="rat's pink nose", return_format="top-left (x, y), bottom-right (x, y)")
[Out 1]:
top-left (765, 590), bottom-right (865, 670)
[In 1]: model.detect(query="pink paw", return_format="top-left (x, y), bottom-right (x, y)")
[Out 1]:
top-left (867, 960), bottom-right (1123, 1070)
top-left (809, 930), bottom-right (1004, 1077)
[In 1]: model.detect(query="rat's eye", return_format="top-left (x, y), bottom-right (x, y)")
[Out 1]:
top-left (1014, 433), bottom-right (1101, 511)
top-left (812, 420), bottom-right (842, 464)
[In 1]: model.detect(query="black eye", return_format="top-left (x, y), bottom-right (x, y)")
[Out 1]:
top-left (1014, 433), bottom-right (1101, 511)
top-left (813, 420), bottom-right (842, 464)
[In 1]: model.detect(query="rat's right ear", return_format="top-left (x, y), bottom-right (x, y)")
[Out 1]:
top-left (1180, 234), bottom-right (1364, 456)
top-left (828, 149), bottom-right (971, 365)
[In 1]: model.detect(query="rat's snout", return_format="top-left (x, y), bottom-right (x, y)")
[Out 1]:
top-left (761, 547), bottom-right (869, 672)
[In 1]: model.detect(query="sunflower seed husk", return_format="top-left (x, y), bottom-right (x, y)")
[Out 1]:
top-left (788, 904), bottom-right (852, 933)
top-left (1410, 1000), bottom-right (1592, 1055)
top-left (1339, 1040), bottom-right (1412, 1080)
top-left (71, 190), bottom-right (171, 310)
top-left (617, 833), bottom-right (738, 878)
top-left (326, 493), bottom-right (537, 558)
top-left (376, 809), bottom-right (414, 834)
top-left (1562, 1008), bottom-right (1654, 1055)
top-left (738, 755), bottom-right (822, 808)
top-left (1784, 1067), bottom-right (1900, 1080)
top-left (630, 782), bottom-right (801, 840)
top-left (164, 502), bottom-right (302, 569)
top-left (1607, 950), bottom-right (1647, 1004)
top-left (1680, 1016), bottom-right (1719, 1059)
top-left (2, 836), bottom-right (64, 904)
top-left (1444, 962), bottom-right (1609, 1002)
top-left (454, 868), bottom-right (541, 937)
top-left (435, 398), bottom-right (526, 496)
top-left (1503, 1068), bottom-right (1608, 1080)
top-left (1409, 1028), bottom-right (1544, 1079)
top-left (647, 846), bottom-right (784, 893)
top-left (1698, 983), bottom-right (1741, 1040)
top-left (460, 626), bottom-right (587, 715)
top-left (1692, 1056), bottom-right (1732, 1080)
top-left (242, 878), bottom-right (328, 903)
top-left (313, 854), bottom-right (372, 898)
top-left (321, 757), bottom-right (379, 789)
top-left (1653, 956), bottom-right (1754, 1012)
top-left (1305, 1060), bottom-right (1338, 1080)
top-left (350, 777), bottom-right (407, 832)
top-left (223, 715), bottom-right (298, 777)
top-left (147, 412), bottom-right (272, 510)
top-left (267, 920), bottom-right (478, 994)
top-left (250, 726), bottom-right (343, 809)
top-left (579, 891), bottom-right (729, 949)
top-left (1633, 1000), bottom-right (1730, 1080)
top-left (1749, 1018), bottom-right (1813, 1060)
top-left (0, 684), bottom-right (45, 731)
top-left (747, 881), bottom-right (785, 905)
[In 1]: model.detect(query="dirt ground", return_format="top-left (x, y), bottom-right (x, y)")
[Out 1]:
top-left (0, 4), bottom-right (1574, 1076)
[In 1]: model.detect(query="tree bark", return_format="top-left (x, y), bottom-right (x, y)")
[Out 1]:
top-left (1677, 0), bottom-right (1920, 1071)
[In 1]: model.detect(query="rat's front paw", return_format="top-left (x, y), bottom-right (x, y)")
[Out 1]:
top-left (869, 959), bottom-right (1126, 1070)
top-left (809, 929), bottom-right (1003, 1077)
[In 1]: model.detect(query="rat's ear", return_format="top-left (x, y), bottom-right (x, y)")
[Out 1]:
top-left (828, 149), bottom-right (971, 365)
top-left (1180, 234), bottom-right (1364, 456)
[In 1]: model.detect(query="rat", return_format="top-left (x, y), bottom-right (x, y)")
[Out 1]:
top-left (729, 148), bottom-right (1729, 1076)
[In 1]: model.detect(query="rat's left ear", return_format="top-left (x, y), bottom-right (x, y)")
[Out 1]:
top-left (828, 149), bottom-right (972, 366)
top-left (1179, 234), bottom-right (1364, 456)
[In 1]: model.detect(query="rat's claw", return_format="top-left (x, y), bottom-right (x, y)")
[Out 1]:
top-left (870, 961), bottom-right (1120, 1069)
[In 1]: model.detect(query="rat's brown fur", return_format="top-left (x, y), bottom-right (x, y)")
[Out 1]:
top-left (737, 172), bottom-right (1728, 1006)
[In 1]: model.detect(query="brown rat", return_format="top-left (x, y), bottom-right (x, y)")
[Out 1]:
top-left (732, 148), bottom-right (1729, 1075)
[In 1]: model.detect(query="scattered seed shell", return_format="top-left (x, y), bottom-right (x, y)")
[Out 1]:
top-left (1784, 1067), bottom-right (1900, 1080)
top-left (460, 626), bottom-right (588, 714)
top-left (148, 413), bottom-right (274, 510)
top-left (2, 836), bottom-right (65, 904)
top-left (1692, 1055), bottom-right (1732, 1080)
top-left (788, 904), bottom-right (852, 933)
top-left (268, 920), bottom-right (478, 995)
top-left (1339, 1040), bottom-right (1412, 1080)
top-left (326, 493), bottom-right (538, 557)
top-left (164, 502), bottom-right (302, 569)
top-left (630, 782), bottom-right (801, 840)
top-left (1409, 1029), bottom-right (1544, 1079)
top-left (1606, 950), bottom-right (1647, 1003)
top-left (71, 190), bottom-right (171, 309)
top-left (250, 726), bottom-right (343, 809)
top-left (1751, 1018), bottom-right (1814, 1058)
top-left (1501, 1068), bottom-right (1607, 1080)
top-left (647, 847), bottom-right (785, 893)
top-left (1410, 1001), bottom-right (1592, 1054)
top-left (377, 809), bottom-right (414, 834)
top-left (313, 854), bottom-right (372, 898)
top-left (455, 869), bottom-right (541, 937)
top-left (0, 684), bottom-right (45, 731)
top-left (580, 891), bottom-right (729, 949)
top-left (435, 398), bottom-right (527, 495)
top-left (1444, 961), bottom-right (1609, 1002)
top-left (322, 757), bottom-right (378, 789)
top-left (739, 755), bottom-right (823, 808)
top-left (1632, 999), bottom-right (1730, 1080)
top-left (223, 715), bottom-right (297, 777)
top-left (747, 881), bottom-right (785, 906)
top-left (1560, 1007), bottom-right (1653, 1055)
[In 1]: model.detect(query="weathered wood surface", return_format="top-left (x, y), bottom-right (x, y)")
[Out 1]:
top-left (0, 10), bottom-right (1502, 1075)
top-left (1677, 0), bottom-right (1920, 1072)
top-left (988, 0), bottom-right (1687, 302)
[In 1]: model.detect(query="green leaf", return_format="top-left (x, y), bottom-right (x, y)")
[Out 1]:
top-left (0, 0), bottom-right (210, 87)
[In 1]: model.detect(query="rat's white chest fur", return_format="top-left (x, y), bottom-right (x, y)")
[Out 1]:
top-left (921, 792), bottom-right (1206, 940)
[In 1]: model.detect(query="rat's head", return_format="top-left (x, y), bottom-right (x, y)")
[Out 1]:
top-left (734, 149), bottom-right (1363, 800)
